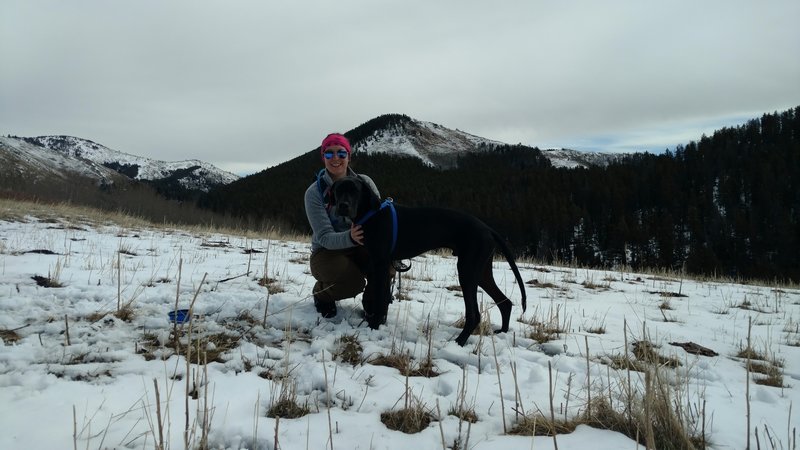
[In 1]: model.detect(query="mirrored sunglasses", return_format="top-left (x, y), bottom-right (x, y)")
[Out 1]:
top-left (323, 149), bottom-right (349, 160)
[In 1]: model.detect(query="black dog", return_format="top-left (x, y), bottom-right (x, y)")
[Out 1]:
top-left (331, 176), bottom-right (527, 346)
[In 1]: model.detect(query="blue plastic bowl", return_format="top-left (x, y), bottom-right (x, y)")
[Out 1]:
top-left (168, 309), bottom-right (190, 324)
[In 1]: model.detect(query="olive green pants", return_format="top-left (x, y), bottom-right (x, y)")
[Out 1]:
top-left (310, 247), bottom-right (370, 304)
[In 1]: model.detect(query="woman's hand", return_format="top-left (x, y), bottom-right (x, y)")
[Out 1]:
top-left (350, 224), bottom-right (364, 245)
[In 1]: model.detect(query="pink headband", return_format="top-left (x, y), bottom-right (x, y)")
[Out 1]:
top-left (321, 133), bottom-right (351, 154)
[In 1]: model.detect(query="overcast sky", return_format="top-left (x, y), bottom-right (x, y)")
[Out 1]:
top-left (2, 1), bottom-right (798, 175)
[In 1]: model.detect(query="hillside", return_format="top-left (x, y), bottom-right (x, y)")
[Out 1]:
top-left (0, 135), bottom-right (122, 187)
top-left (0, 136), bottom-right (242, 229)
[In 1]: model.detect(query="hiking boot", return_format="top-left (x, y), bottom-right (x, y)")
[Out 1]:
top-left (314, 297), bottom-right (337, 318)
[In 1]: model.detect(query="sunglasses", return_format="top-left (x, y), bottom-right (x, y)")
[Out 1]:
top-left (323, 149), bottom-right (349, 160)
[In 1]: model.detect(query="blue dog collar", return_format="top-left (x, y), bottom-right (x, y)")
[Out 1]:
top-left (356, 198), bottom-right (398, 255)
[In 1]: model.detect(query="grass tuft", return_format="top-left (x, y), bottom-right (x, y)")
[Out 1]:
top-left (447, 404), bottom-right (478, 424)
top-left (113, 303), bottom-right (136, 322)
top-left (258, 275), bottom-right (286, 294)
top-left (267, 378), bottom-right (309, 419)
top-left (508, 413), bottom-right (578, 436)
top-left (0, 328), bottom-right (21, 344)
top-left (369, 351), bottom-right (440, 377)
top-left (632, 341), bottom-right (682, 367)
top-left (380, 402), bottom-right (434, 434)
top-left (334, 334), bottom-right (364, 366)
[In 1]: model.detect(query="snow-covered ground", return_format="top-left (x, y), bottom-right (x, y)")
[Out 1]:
top-left (0, 213), bottom-right (798, 449)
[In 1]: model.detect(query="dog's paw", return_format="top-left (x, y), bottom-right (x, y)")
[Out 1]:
top-left (314, 297), bottom-right (337, 318)
top-left (364, 311), bottom-right (387, 329)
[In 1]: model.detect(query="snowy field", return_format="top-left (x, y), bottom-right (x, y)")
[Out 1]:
top-left (0, 212), bottom-right (798, 449)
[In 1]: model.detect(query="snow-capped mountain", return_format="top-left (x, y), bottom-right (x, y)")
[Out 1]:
top-left (351, 116), bottom-right (505, 168)
top-left (18, 135), bottom-right (239, 192)
top-left (348, 114), bottom-right (626, 169)
top-left (0, 135), bottom-right (122, 186)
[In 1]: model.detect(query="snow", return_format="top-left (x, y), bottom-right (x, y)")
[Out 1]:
top-left (1, 214), bottom-right (798, 449)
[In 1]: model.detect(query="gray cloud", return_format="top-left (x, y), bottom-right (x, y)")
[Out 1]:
top-left (2, 0), bottom-right (798, 174)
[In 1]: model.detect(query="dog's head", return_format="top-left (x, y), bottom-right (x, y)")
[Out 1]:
top-left (330, 176), bottom-right (379, 221)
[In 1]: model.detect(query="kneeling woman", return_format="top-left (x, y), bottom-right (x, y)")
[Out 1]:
top-left (303, 133), bottom-right (380, 318)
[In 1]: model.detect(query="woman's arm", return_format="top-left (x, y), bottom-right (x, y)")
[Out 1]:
top-left (304, 184), bottom-right (355, 250)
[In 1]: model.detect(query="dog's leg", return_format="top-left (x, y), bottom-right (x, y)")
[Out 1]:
top-left (364, 262), bottom-right (391, 329)
top-left (455, 257), bottom-right (482, 346)
top-left (362, 275), bottom-right (377, 318)
top-left (478, 259), bottom-right (512, 333)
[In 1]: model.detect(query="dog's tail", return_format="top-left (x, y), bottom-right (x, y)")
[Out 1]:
top-left (491, 230), bottom-right (527, 312)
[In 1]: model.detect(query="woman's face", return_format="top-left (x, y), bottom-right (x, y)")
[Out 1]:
top-left (323, 145), bottom-right (350, 180)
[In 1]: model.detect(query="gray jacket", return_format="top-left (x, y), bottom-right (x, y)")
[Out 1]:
top-left (304, 168), bottom-right (379, 253)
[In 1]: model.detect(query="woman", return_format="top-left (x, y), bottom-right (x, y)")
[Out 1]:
top-left (304, 133), bottom-right (380, 318)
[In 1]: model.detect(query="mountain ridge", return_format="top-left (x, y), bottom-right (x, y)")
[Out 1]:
top-left (19, 135), bottom-right (240, 192)
top-left (341, 114), bottom-right (625, 169)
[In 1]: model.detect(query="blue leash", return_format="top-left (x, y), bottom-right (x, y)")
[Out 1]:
top-left (356, 198), bottom-right (398, 255)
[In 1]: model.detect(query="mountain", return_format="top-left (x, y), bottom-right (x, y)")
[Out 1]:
top-left (0, 135), bottom-right (123, 187)
top-left (0, 135), bottom-right (245, 230)
top-left (344, 114), bottom-right (623, 169)
top-left (18, 135), bottom-right (239, 193)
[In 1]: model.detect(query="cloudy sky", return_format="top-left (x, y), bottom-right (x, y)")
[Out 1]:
top-left (2, 1), bottom-right (798, 175)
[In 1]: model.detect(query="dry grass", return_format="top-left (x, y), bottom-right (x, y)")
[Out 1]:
top-left (267, 398), bottom-right (309, 419)
top-left (447, 404), bottom-right (478, 424)
top-left (736, 345), bottom-right (768, 361)
top-left (604, 354), bottom-right (652, 373)
top-left (452, 315), bottom-right (494, 337)
top-left (526, 279), bottom-right (559, 289)
top-left (159, 331), bottom-right (242, 365)
top-left (113, 303), bottom-right (136, 322)
top-left (521, 304), bottom-right (567, 344)
top-left (581, 278), bottom-right (611, 290)
top-left (334, 334), bottom-right (364, 366)
top-left (602, 341), bottom-right (682, 372)
top-left (0, 328), bottom-right (21, 344)
top-left (258, 275), bottom-right (286, 294)
top-left (369, 351), bottom-right (440, 377)
top-left (527, 320), bottom-right (565, 343)
top-left (508, 413), bottom-right (578, 436)
top-left (267, 380), bottom-right (310, 419)
top-left (380, 400), bottom-right (434, 434)
top-left (511, 373), bottom-right (707, 449)
top-left (632, 341), bottom-right (681, 367)
top-left (748, 361), bottom-right (786, 388)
